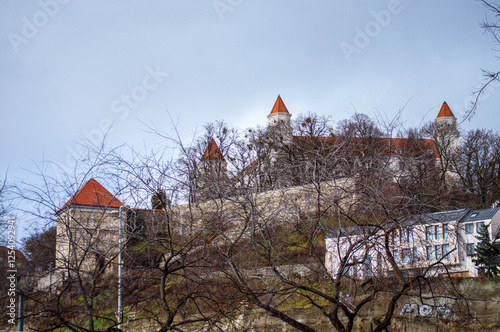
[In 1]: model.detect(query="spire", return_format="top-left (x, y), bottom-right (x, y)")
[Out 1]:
top-left (201, 140), bottom-right (225, 161)
top-left (269, 95), bottom-right (290, 114)
top-left (437, 101), bottom-right (455, 118)
top-left (59, 178), bottom-right (122, 212)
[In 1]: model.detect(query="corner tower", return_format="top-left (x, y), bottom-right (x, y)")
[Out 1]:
top-left (434, 102), bottom-right (460, 181)
top-left (196, 140), bottom-right (228, 201)
top-left (434, 101), bottom-right (460, 153)
top-left (267, 95), bottom-right (293, 145)
top-left (55, 178), bottom-right (122, 277)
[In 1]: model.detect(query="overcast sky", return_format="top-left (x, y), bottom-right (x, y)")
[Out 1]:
top-left (1, 1), bottom-right (500, 212)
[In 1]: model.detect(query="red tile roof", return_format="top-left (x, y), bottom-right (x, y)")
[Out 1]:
top-left (59, 179), bottom-right (122, 212)
top-left (436, 102), bottom-right (455, 118)
top-left (201, 140), bottom-right (225, 161)
top-left (293, 136), bottom-right (438, 157)
top-left (269, 95), bottom-right (290, 114)
top-left (390, 138), bottom-right (438, 157)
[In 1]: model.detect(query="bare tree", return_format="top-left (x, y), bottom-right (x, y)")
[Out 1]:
top-left (18, 111), bottom-right (491, 331)
top-left (455, 128), bottom-right (500, 208)
top-left (22, 226), bottom-right (56, 272)
top-left (205, 113), bottom-right (475, 332)
top-left (13, 141), bottom-right (133, 331)
top-left (466, 0), bottom-right (500, 120)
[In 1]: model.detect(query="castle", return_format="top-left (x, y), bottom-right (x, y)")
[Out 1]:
top-left (53, 96), bottom-right (461, 279)
top-left (195, 95), bottom-right (459, 201)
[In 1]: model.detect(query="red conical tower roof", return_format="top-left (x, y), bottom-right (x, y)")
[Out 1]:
top-left (269, 95), bottom-right (290, 114)
top-left (437, 101), bottom-right (455, 118)
top-left (201, 140), bottom-right (225, 161)
top-left (59, 178), bottom-right (122, 212)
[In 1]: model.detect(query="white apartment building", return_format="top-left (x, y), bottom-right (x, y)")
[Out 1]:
top-left (325, 208), bottom-right (500, 278)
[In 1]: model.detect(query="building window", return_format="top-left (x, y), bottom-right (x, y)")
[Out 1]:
top-left (402, 249), bottom-right (411, 264)
top-left (400, 229), bottom-right (407, 243)
top-left (435, 245), bottom-right (442, 260)
top-left (466, 243), bottom-right (475, 257)
top-left (393, 250), bottom-right (399, 264)
top-left (377, 253), bottom-right (383, 272)
top-left (426, 246), bottom-right (433, 261)
top-left (476, 222), bottom-right (485, 233)
top-left (465, 223), bottom-right (474, 234)
top-left (408, 228), bottom-right (414, 243)
top-left (426, 226), bottom-right (434, 241)
top-left (435, 225), bottom-right (440, 240)
top-left (443, 224), bottom-right (449, 239)
top-left (413, 247), bottom-right (418, 260)
top-left (392, 231), bottom-right (398, 245)
top-left (363, 255), bottom-right (372, 277)
top-left (442, 244), bottom-right (450, 259)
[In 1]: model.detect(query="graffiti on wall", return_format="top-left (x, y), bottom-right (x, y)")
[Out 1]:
top-left (400, 303), bottom-right (453, 318)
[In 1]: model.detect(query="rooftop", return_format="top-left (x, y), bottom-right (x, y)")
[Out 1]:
top-left (58, 178), bottom-right (122, 213)
top-left (436, 101), bottom-right (455, 118)
top-left (269, 95), bottom-right (290, 114)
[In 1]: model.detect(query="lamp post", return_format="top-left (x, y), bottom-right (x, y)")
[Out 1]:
top-left (117, 204), bottom-right (135, 329)
top-left (117, 205), bottom-right (126, 329)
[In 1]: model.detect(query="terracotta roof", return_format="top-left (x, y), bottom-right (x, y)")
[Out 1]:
top-left (201, 140), bottom-right (225, 161)
top-left (293, 136), bottom-right (438, 157)
top-left (59, 179), bottom-right (122, 212)
top-left (436, 102), bottom-right (455, 118)
top-left (390, 138), bottom-right (438, 157)
top-left (269, 95), bottom-right (290, 114)
top-left (0, 245), bottom-right (27, 262)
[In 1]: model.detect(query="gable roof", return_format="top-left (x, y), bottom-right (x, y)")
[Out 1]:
top-left (461, 207), bottom-right (500, 223)
top-left (201, 140), bottom-right (225, 161)
top-left (58, 178), bottom-right (122, 213)
top-left (436, 101), bottom-right (455, 118)
top-left (269, 95), bottom-right (290, 114)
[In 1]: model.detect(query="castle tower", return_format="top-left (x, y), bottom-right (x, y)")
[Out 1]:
top-left (55, 178), bottom-right (122, 276)
top-left (267, 95), bottom-right (293, 146)
top-left (434, 102), bottom-right (460, 181)
top-left (434, 101), bottom-right (460, 155)
top-left (196, 140), bottom-right (228, 201)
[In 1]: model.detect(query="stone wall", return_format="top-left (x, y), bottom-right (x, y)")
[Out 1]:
top-left (172, 178), bottom-right (355, 239)
top-left (123, 279), bottom-right (500, 332)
